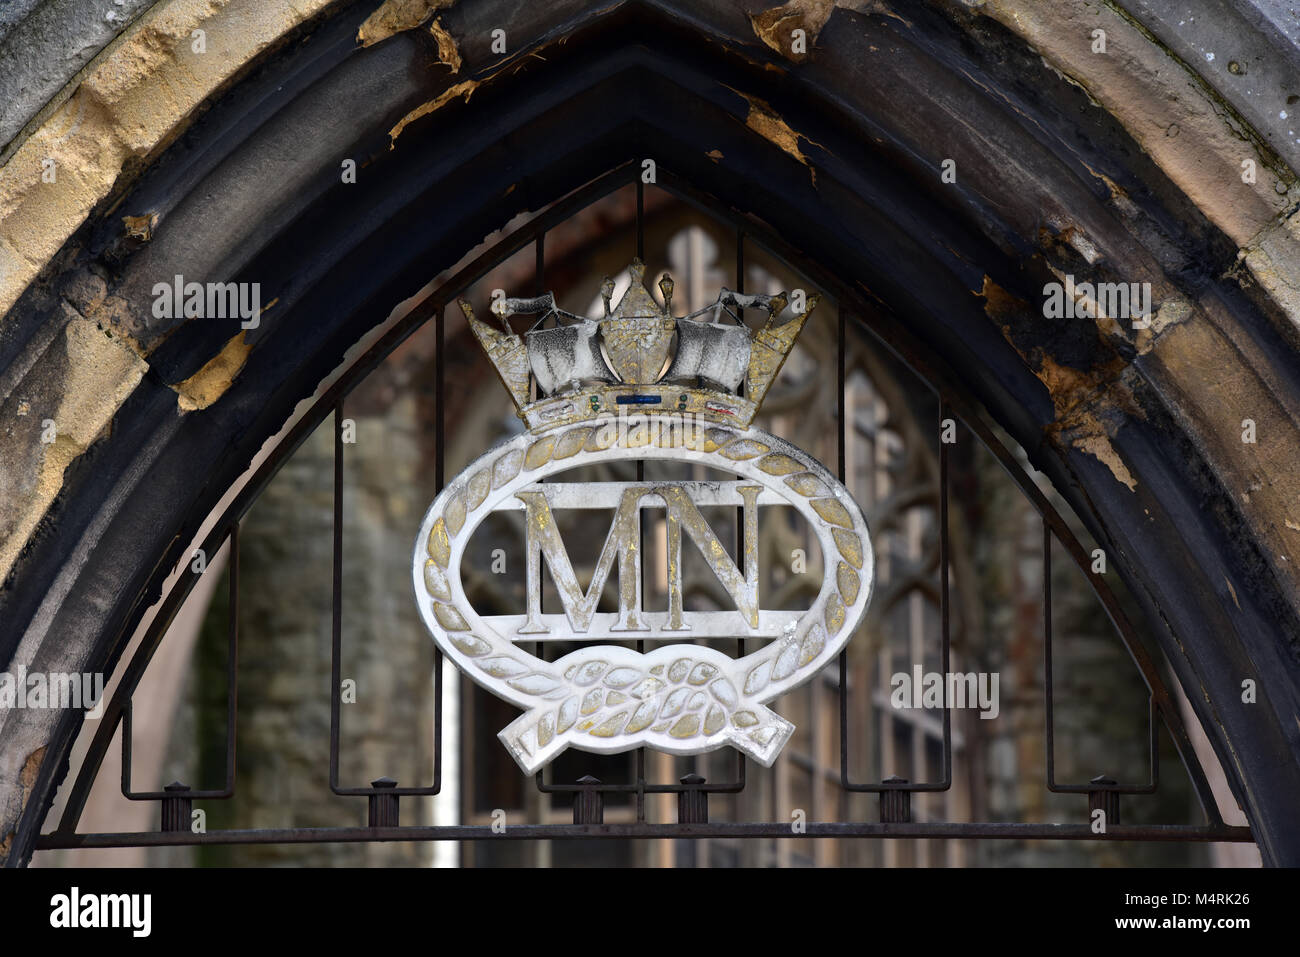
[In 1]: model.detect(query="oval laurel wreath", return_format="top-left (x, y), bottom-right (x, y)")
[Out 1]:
top-left (412, 420), bottom-right (874, 772)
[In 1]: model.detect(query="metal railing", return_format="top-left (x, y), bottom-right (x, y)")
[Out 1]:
top-left (36, 162), bottom-right (1252, 852)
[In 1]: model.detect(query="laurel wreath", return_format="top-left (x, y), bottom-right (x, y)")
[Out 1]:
top-left (414, 420), bottom-right (872, 771)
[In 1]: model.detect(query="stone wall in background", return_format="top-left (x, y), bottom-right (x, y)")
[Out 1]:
top-left (968, 441), bottom-right (1199, 867)
top-left (152, 393), bottom-right (437, 866)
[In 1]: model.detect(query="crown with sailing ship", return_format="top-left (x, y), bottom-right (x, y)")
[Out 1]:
top-left (460, 259), bottom-right (818, 430)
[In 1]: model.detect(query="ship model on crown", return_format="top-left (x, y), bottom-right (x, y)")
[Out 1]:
top-left (413, 259), bottom-right (874, 773)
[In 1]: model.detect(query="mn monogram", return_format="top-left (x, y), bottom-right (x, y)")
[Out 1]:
top-left (413, 261), bottom-right (874, 773)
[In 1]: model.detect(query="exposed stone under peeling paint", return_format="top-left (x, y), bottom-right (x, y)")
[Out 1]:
top-left (389, 79), bottom-right (479, 145)
top-left (751, 0), bottom-right (904, 62)
top-left (727, 87), bottom-right (820, 184)
top-left (429, 17), bottom-right (461, 73)
top-left (171, 331), bottom-right (253, 413)
top-left (976, 275), bottom-right (1139, 491)
top-left (357, 0), bottom-right (457, 48)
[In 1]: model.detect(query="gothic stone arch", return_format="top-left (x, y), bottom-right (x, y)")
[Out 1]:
top-left (1, 0), bottom-right (1299, 865)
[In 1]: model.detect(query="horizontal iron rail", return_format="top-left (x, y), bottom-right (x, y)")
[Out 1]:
top-left (35, 823), bottom-right (1253, 848)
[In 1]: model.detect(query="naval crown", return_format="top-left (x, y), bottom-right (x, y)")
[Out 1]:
top-left (460, 258), bottom-right (818, 430)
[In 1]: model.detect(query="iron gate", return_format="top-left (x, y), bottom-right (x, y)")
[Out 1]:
top-left (34, 164), bottom-right (1252, 858)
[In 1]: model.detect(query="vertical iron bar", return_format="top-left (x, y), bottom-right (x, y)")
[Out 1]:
top-left (120, 702), bottom-right (133, 795)
top-left (161, 782), bottom-right (192, 833)
top-left (636, 177), bottom-right (645, 261)
top-left (1044, 518), bottom-right (1055, 787)
top-left (838, 308), bottom-right (850, 786)
top-left (536, 234), bottom-right (545, 298)
top-left (436, 306), bottom-right (445, 493)
top-left (636, 456), bottom-right (647, 823)
top-left (736, 227), bottom-right (745, 328)
top-left (225, 521), bottom-right (239, 793)
top-left (535, 239), bottom-right (547, 659)
top-left (939, 398), bottom-right (952, 789)
top-left (329, 403), bottom-right (344, 791)
top-left (368, 777), bottom-right (399, 827)
top-left (733, 229), bottom-right (748, 795)
top-left (634, 181), bottom-right (647, 824)
top-left (678, 774), bottom-right (709, 824)
top-left (838, 311), bottom-right (846, 478)
top-left (434, 304), bottom-right (446, 792)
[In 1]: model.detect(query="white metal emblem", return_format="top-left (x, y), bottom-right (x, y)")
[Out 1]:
top-left (413, 261), bottom-right (873, 774)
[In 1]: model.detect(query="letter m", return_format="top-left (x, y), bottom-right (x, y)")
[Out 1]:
top-left (515, 486), bottom-right (649, 634)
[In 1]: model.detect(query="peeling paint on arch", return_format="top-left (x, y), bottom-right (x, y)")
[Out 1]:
top-left (171, 330), bottom-right (253, 413)
top-left (726, 87), bottom-right (822, 184)
top-left (388, 79), bottom-right (480, 145)
top-left (975, 275), bottom-right (1140, 492)
top-left (358, 0), bottom-right (456, 49)
top-left (750, 0), bottom-right (907, 62)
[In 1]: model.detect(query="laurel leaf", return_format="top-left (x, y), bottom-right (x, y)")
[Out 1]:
top-left (799, 624), bottom-right (826, 666)
top-left (625, 699), bottom-right (658, 733)
top-left (825, 592), bottom-right (845, 632)
top-left (574, 660), bottom-right (609, 685)
top-left (837, 562), bottom-right (860, 605)
top-left (603, 667), bottom-right (641, 689)
top-left (467, 468), bottom-right (492, 511)
top-left (660, 687), bottom-right (691, 718)
top-left (811, 496), bottom-right (853, 529)
top-left (719, 438), bottom-right (770, 460)
top-left (757, 453), bottom-right (803, 475)
top-left (525, 435), bottom-right (556, 469)
top-left (444, 488), bottom-right (467, 535)
top-left (670, 714), bottom-right (701, 738)
top-left (771, 639), bottom-right (801, 681)
top-left (556, 697), bottom-right (579, 733)
top-left (426, 518), bottom-right (450, 567)
top-left (832, 527), bottom-right (863, 569)
top-left (590, 711), bottom-right (629, 737)
top-left (631, 676), bottom-right (665, 699)
top-left (478, 656), bottom-right (528, 678)
top-left (784, 472), bottom-right (830, 498)
top-left (554, 428), bottom-right (591, 459)
top-left (537, 713), bottom-right (555, 747)
top-left (710, 677), bottom-right (738, 707)
top-left (508, 673), bottom-right (560, 696)
top-left (492, 449), bottom-right (523, 487)
top-left (433, 602), bottom-right (470, 631)
top-left (704, 705), bottom-right (725, 735)
top-left (687, 662), bottom-right (717, 685)
top-left (449, 634), bottom-right (491, 657)
top-left (744, 660), bottom-right (772, 695)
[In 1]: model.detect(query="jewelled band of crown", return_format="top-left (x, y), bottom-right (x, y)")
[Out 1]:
top-left (459, 258), bottom-right (818, 430)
